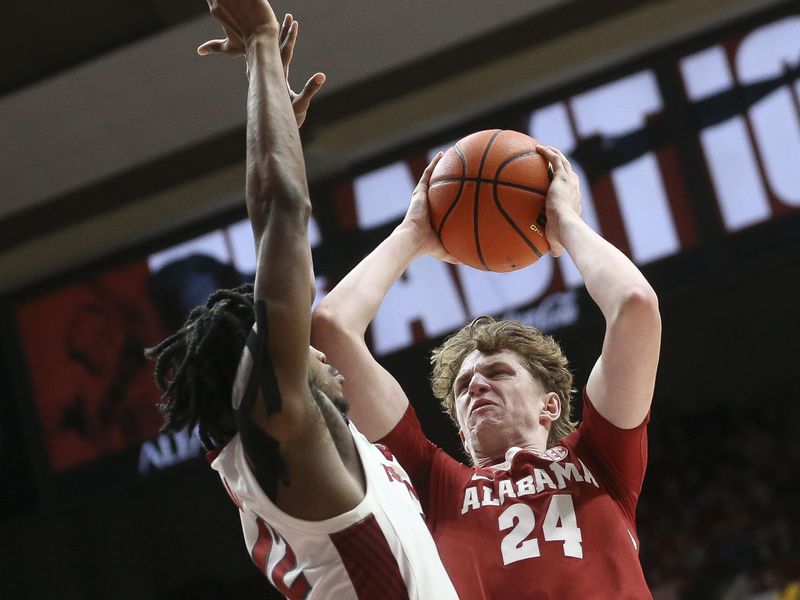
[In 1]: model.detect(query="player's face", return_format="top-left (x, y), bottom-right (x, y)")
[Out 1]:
top-left (308, 346), bottom-right (347, 408)
top-left (452, 349), bottom-right (557, 462)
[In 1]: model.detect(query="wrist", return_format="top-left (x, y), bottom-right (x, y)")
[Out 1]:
top-left (244, 23), bottom-right (280, 50)
top-left (547, 206), bottom-right (583, 227)
top-left (549, 205), bottom-right (582, 229)
top-left (549, 208), bottom-right (587, 248)
top-left (392, 222), bottom-right (428, 257)
top-left (244, 24), bottom-right (281, 77)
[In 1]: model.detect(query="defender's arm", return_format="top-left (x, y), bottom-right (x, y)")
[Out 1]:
top-left (205, 0), bottom-right (360, 519)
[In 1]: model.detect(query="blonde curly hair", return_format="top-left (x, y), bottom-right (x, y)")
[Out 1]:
top-left (431, 316), bottom-right (576, 446)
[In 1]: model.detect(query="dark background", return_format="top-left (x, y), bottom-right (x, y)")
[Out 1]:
top-left (1, 2), bottom-right (799, 599)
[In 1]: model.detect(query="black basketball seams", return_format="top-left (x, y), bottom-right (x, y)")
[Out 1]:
top-left (485, 142), bottom-right (547, 264)
top-left (431, 131), bottom-right (547, 270)
top-left (492, 145), bottom-right (547, 258)
top-left (430, 177), bottom-right (546, 197)
top-left (436, 145), bottom-right (468, 243)
top-left (454, 143), bottom-right (467, 169)
top-left (491, 184), bottom-right (544, 259)
top-left (430, 147), bottom-right (548, 196)
top-left (493, 149), bottom-right (541, 178)
top-left (494, 148), bottom-right (548, 193)
top-left (473, 130), bottom-right (503, 271)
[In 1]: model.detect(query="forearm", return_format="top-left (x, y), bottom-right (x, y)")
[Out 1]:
top-left (245, 28), bottom-right (309, 234)
top-left (559, 211), bottom-right (656, 318)
top-left (315, 224), bottom-right (423, 335)
top-left (312, 224), bottom-right (421, 440)
top-left (241, 25), bottom-right (315, 404)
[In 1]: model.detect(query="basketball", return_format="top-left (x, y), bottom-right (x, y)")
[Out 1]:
top-left (428, 129), bottom-right (551, 272)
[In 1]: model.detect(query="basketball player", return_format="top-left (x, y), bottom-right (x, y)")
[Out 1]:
top-left (146, 1), bottom-right (457, 598)
top-left (312, 146), bottom-right (661, 598)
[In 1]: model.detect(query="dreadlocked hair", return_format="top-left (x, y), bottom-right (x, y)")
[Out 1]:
top-left (145, 284), bottom-right (255, 447)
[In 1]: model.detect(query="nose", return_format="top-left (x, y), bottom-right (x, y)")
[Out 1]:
top-left (467, 373), bottom-right (490, 396)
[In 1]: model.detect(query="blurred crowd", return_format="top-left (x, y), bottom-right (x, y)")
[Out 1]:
top-left (640, 392), bottom-right (800, 599)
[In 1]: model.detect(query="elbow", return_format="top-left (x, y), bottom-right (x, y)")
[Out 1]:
top-left (247, 156), bottom-right (310, 209)
top-left (249, 183), bottom-right (312, 234)
top-left (310, 306), bottom-right (345, 351)
top-left (252, 182), bottom-right (311, 215)
top-left (627, 283), bottom-right (658, 306)
top-left (311, 305), bottom-right (364, 356)
top-left (617, 285), bottom-right (661, 329)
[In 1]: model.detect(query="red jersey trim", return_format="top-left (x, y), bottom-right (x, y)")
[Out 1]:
top-left (330, 514), bottom-right (409, 599)
top-left (205, 447), bottom-right (223, 464)
top-left (581, 387), bottom-right (652, 430)
top-left (252, 518), bottom-right (312, 599)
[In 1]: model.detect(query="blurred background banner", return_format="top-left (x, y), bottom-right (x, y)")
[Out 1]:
top-left (0, 2), bottom-right (798, 599)
top-left (17, 261), bottom-right (165, 472)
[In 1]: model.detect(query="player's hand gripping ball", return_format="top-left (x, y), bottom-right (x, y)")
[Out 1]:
top-left (427, 129), bottom-right (551, 272)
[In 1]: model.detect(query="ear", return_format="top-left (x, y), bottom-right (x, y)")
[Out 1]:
top-left (539, 392), bottom-right (561, 426)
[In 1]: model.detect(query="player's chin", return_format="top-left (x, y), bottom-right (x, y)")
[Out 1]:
top-left (331, 391), bottom-right (350, 416)
top-left (469, 410), bottom-right (504, 430)
top-left (469, 418), bottom-right (504, 445)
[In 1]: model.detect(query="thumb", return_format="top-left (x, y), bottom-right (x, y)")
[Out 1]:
top-left (548, 240), bottom-right (564, 257)
top-left (295, 73), bottom-right (326, 107)
top-left (197, 39), bottom-right (228, 56)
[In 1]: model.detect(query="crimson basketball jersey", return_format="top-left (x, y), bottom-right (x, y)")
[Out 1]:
top-left (379, 390), bottom-right (652, 599)
top-left (211, 421), bottom-right (459, 600)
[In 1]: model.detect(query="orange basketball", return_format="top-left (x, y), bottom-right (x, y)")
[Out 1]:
top-left (428, 129), bottom-right (551, 272)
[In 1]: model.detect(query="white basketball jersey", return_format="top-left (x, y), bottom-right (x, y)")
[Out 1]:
top-left (211, 421), bottom-right (458, 600)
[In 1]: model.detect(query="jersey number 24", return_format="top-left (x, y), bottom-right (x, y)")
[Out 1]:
top-left (498, 494), bottom-right (583, 565)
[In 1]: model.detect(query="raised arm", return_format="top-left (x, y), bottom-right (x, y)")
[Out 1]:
top-left (537, 145), bottom-right (661, 429)
top-left (312, 154), bottom-right (447, 440)
top-left (198, 12), bottom-right (325, 131)
top-left (202, 0), bottom-right (361, 518)
top-left (216, 1), bottom-right (313, 421)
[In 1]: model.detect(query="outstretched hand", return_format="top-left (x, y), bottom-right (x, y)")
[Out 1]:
top-left (198, 0), bottom-right (279, 54)
top-left (536, 145), bottom-right (582, 257)
top-left (198, 9), bottom-right (325, 128)
top-left (398, 152), bottom-right (459, 264)
top-left (278, 14), bottom-right (325, 128)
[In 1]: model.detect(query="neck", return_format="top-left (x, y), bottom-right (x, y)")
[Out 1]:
top-left (472, 440), bottom-right (548, 468)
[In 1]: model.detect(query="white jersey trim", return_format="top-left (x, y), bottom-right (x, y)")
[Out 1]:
top-left (211, 421), bottom-right (459, 600)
